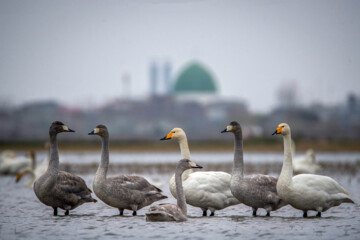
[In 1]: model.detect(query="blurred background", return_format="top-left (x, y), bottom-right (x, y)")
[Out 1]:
top-left (1, 0), bottom-right (360, 151)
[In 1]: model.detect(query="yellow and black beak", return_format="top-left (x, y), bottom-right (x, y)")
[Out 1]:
top-left (88, 127), bottom-right (99, 135)
top-left (160, 131), bottom-right (173, 141)
top-left (221, 125), bottom-right (232, 133)
top-left (62, 125), bottom-right (75, 132)
top-left (272, 126), bottom-right (283, 135)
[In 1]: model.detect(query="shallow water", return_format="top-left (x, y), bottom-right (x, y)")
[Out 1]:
top-left (1, 152), bottom-right (359, 240)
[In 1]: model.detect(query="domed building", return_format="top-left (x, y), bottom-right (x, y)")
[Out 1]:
top-left (173, 62), bottom-right (217, 94)
top-left (172, 62), bottom-right (218, 103)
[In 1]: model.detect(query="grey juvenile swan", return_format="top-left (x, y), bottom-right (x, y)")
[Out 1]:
top-left (222, 121), bottom-right (287, 216)
top-left (34, 121), bottom-right (97, 216)
top-left (146, 159), bottom-right (203, 222)
top-left (89, 125), bottom-right (167, 216)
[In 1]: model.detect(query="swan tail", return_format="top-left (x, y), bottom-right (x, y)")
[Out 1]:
top-left (344, 197), bottom-right (355, 204)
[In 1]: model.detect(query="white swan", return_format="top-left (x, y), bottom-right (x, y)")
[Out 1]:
top-left (160, 127), bottom-right (240, 216)
top-left (273, 123), bottom-right (354, 217)
top-left (16, 153), bottom-right (49, 188)
top-left (293, 149), bottom-right (322, 174)
top-left (146, 159), bottom-right (203, 222)
top-left (222, 121), bottom-right (287, 216)
top-left (0, 150), bottom-right (32, 175)
top-left (89, 124), bottom-right (167, 216)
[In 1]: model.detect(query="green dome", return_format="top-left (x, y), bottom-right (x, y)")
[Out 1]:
top-left (173, 63), bottom-right (217, 93)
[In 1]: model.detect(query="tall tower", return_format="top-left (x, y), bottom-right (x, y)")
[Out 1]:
top-left (164, 61), bottom-right (172, 95)
top-left (150, 61), bottom-right (158, 96)
top-left (121, 72), bottom-right (131, 99)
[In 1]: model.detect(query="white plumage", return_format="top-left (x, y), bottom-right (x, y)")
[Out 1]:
top-left (161, 127), bottom-right (240, 216)
top-left (274, 123), bottom-right (354, 217)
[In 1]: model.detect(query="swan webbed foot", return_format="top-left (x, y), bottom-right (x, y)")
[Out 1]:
top-left (132, 211), bottom-right (137, 216)
top-left (119, 209), bottom-right (124, 216)
top-left (202, 210), bottom-right (207, 216)
top-left (303, 211), bottom-right (308, 218)
top-left (210, 212), bottom-right (215, 216)
top-left (53, 207), bottom-right (58, 216)
top-left (316, 212), bottom-right (321, 217)
top-left (65, 210), bottom-right (69, 216)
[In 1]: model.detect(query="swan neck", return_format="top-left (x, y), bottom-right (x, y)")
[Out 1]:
top-left (279, 134), bottom-right (293, 182)
top-left (178, 137), bottom-right (191, 159)
top-left (47, 134), bottom-right (59, 173)
top-left (96, 136), bottom-right (109, 179)
top-left (175, 167), bottom-right (187, 215)
top-left (232, 132), bottom-right (244, 177)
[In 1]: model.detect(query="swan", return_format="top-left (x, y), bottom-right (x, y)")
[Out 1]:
top-left (0, 150), bottom-right (32, 175)
top-left (293, 149), bottom-right (322, 174)
top-left (146, 159), bottom-right (203, 222)
top-left (222, 121), bottom-right (287, 216)
top-left (89, 124), bottom-right (167, 216)
top-left (272, 123), bottom-right (354, 217)
top-left (34, 121), bottom-right (97, 216)
top-left (16, 153), bottom-right (49, 188)
top-left (160, 127), bottom-right (240, 216)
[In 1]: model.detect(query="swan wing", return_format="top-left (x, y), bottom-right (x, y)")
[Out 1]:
top-left (147, 203), bottom-right (185, 221)
top-left (182, 171), bottom-right (240, 207)
top-left (107, 175), bottom-right (162, 193)
top-left (56, 171), bottom-right (92, 194)
top-left (292, 174), bottom-right (349, 195)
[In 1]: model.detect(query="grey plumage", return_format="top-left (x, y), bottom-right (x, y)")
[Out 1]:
top-left (146, 159), bottom-right (203, 222)
top-left (89, 125), bottom-right (167, 216)
top-left (34, 121), bottom-right (97, 216)
top-left (222, 121), bottom-right (287, 216)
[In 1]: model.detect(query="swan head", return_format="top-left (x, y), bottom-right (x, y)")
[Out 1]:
top-left (221, 121), bottom-right (241, 134)
top-left (272, 123), bottom-right (290, 136)
top-left (160, 128), bottom-right (186, 141)
top-left (177, 159), bottom-right (203, 172)
top-left (49, 121), bottom-right (75, 136)
top-left (88, 125), bottom-right (109, 138)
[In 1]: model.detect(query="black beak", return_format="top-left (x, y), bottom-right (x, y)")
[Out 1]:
top-left (88, 130), bottom-right (95, 135)
top-left (221, 128), bottom-right (227, 133)
top-left (192, 164), bottom-right (203, 169)
top-left (272, 130), bottom-right (278, 135)
top-left (160, 136), bottom-right (170, 141)
top-left (68, 128), bottom-right (75, 132)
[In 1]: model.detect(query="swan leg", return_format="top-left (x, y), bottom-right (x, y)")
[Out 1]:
top-left (266, 211), bottom-right (270, 217)
top-left (303, 211), bottom-right (307, 218)
top-left (53, 207), bottom-right (58, 216)
top-left (132, 211), bottom-right (137, 216)
top-left (210, 212), bottom-right (215, 216)
top-left (316, 212), bottom-right (321, 217)
top-left (65, 210), bottom-right (69, 216)
top-left (202, 210), bottom-right (207, 216)
top-left (252, 208), bottom-right (257, 216)
top-left (119, 209), bottom-right (124, 216)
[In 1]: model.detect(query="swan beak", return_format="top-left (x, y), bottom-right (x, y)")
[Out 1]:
top-left (15, 173), bottom-right (22, 183)
top-left (160, 131), bottom-right (173, 141)
top-left (189, 161), bottom-right (203, 169)
top-left (221, 125), bottom-right (232, 133)
top-left (63, 125), bottom-right (75, 132)
top-left (192, 164), bottom-right (203, 169)
top-left (88, 128), bottom-right (99, 135)
top-left (272, 126), bottom-right (282, 135)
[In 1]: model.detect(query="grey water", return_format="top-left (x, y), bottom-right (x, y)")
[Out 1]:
top-left (1, 151), bottom-right (359, 240)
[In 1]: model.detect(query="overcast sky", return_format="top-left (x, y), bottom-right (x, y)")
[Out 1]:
top-left (1, 0), bottom-right (359, 112)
